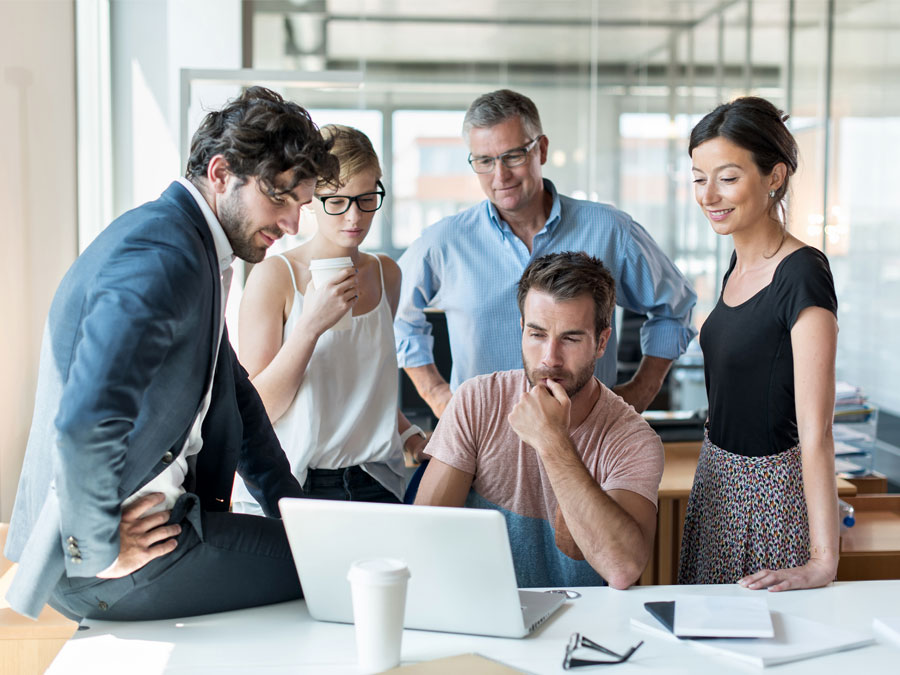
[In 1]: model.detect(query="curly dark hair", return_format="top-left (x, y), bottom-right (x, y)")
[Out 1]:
top-left (517, 251), bottom-right (616, 342)
top-left (185, 86), bottom-right (340, 195)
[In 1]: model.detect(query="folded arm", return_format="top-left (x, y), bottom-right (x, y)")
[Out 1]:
top-left (507, 380), bottom-right (656, 588)
top-left (539, 438), bottom-right (656, 589)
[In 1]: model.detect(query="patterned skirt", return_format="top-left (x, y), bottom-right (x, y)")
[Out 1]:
top-left (677, 432), bottom-right (810, 584)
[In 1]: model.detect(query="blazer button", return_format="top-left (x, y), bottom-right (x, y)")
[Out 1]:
top-left (162, 451), bottom-right (174, 464)
top-left (67, 543), bottom-right (79, 555)
top-left (98, 601), bottom-right (109, 611)
top-left (66, 536), bottom-right (77, 545)
top-left (71, 555), bottom-right (82, 564)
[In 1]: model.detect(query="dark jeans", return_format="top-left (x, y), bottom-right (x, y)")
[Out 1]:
top-left (50, 493), bottom-right (301, 621)
top-left (302, 466), bottom-right (401, 503)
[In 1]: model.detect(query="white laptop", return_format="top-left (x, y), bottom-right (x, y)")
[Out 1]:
top-left (279, 498), bottom-right (566, 638)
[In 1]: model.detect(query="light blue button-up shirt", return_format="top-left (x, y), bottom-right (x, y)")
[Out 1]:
top-left (395, 179), bottom-right (698, 390)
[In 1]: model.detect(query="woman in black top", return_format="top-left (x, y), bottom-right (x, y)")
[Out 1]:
top-left (678, 97), bottom-right (839, 590)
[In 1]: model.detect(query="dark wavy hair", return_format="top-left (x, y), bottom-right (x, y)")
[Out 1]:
top-left (689, 96), bottom-right (798, 224)
top-left (185, 86), bottom-right (340, 195)
top-left (517, 251), bottom-right (615, 342)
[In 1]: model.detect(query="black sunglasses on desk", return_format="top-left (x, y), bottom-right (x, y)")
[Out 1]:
top-left (563, 632), bottom-right (644, 669)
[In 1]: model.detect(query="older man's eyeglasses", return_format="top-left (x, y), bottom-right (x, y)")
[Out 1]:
top-left (467, 136), bottom-right (542, 174)
top-left (316, 181), bottom-right (386, 215)
top-left (563, 633), bottom-right (644, 669)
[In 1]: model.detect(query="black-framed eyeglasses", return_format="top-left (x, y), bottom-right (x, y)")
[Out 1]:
top-left (316, 181), bottom-right (385, 215)
top-left (467, 136), bottom-right (542, 174)
top-left (563, 633), bottom-right (644, 669)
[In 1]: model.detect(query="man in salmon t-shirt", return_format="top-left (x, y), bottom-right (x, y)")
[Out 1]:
top-left (415, 251), bottom-right (663, 589)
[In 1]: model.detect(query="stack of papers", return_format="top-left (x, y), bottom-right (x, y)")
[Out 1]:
top-left (834, 381), bottom-right (875, 424)
top-left (832, 381), bottom-right (876, 473)
top-left (633, 595), bottom-right (874, 667)
top-left (836, 381), bottom-right (865, 406)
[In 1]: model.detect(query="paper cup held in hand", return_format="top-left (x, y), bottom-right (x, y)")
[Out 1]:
top-left (308, 257), bottom-right (354, 331)
top-left (347, 558), bottom-right (410, 673)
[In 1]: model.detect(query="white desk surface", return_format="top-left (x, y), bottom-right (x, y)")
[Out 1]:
top-left (50, 581), bottom-right (900, 674)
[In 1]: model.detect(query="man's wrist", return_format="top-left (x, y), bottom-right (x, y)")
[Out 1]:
top-left (532, 428), bottom-right (572, 456)
top-left (424, 380), bottom-right (450, 402)
top-left (424, 384), bottom-right (452, 417)
top-left (613, 379), bottom-right (651, 412)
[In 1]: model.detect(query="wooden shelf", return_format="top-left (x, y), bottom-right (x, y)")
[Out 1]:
top-left (840, 495), bottom-right (900, 553)
top-left (839, 472), bottom-right (889, 495)
top-left (837, 495), bottom-right (900, 581)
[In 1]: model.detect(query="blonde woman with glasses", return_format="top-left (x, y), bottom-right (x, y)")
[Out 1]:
top-left (232, 125), bottom-right (427, 510)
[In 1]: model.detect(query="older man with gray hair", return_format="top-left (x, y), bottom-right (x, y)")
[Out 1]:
top-left (395, 89), bottom-right (697, 417)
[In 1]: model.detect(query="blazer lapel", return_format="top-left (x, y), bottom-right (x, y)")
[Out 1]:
top-left (160, 181), bottom-right (224, 420)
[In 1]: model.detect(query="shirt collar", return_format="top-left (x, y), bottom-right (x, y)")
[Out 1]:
top-left (485, 178), bottom-right (562, 236)
top-left (176, 177), bottom-right (235, 273)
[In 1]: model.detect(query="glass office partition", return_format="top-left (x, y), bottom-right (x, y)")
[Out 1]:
top-left (391, 110), bottom-right (473, 249)
top-left (828, 0), bottom-right (900, 413)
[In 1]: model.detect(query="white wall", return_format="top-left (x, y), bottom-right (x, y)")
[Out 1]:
top-left (0, 0), bottom-right (242, 521)
top-left (0, 0), bottom-right (78, 520)
top-left (110, 0), bottom-right (242, 216)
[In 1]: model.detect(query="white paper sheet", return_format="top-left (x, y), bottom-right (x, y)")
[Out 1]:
top-left (673, 595), bottom-right (773, 638)
top-left (633, 611), bottom-right (874, 667)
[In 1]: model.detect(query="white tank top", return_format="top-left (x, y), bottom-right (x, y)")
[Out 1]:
top-left (232, 253), bottom-right (406, 513)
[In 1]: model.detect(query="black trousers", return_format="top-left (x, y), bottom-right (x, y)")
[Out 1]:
top-left (301, 465), bottom-right (402, 503)
top-left (50, 493), bottom-right (301, 621)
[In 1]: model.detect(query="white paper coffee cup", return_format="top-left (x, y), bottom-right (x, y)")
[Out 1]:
top-left (308, 257), bottom-right (354, 331)
top-left (347, 558), bottom-right (410, 673)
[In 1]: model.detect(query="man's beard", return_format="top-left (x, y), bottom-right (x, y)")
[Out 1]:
top-left (219, 191), bottom-right (280, 263)
top-left (522, 352), bottom-right (595, 398)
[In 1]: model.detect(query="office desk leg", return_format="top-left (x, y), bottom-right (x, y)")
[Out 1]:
top-left (657, 499), bottom-right (675, 586)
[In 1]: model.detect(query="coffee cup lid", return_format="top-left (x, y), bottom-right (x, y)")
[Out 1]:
top-left (347, 558), bottom-right (410, 584)
top-left (309, 256), bottom-right (353, 270)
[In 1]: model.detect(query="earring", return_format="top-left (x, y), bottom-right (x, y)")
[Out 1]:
top-left (768, 189), bottom-right (776, 199)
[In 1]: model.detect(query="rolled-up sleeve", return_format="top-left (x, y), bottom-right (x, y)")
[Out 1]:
top-left (395, 238), bottom-right (438, 368)
top-left (617, 219), bottom-right (698, 361)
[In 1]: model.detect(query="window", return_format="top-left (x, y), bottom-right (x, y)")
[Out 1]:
top-left (391, 110), bottom-right (482, 249)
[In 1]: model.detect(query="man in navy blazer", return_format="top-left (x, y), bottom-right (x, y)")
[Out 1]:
top-left (4, 87), bottom-right (340, 621)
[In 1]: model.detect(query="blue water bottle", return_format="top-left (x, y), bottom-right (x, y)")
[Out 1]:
top-left (838, 499), bottom-right (855, 529)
